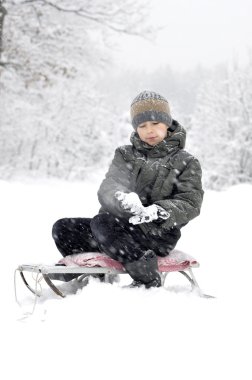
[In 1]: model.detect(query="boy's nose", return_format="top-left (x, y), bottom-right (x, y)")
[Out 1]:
top-left (146, 125), bottom-right (154, 133)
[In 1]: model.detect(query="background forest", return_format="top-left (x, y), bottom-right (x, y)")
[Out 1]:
top-left (1, 0), bottom-right (252, 189)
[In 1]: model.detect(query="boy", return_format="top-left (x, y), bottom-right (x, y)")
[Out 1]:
top-left (52, 91), bottom-right (204, 288)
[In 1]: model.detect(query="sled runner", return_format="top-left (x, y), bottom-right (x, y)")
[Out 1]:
top-left (15, 249), bottom-right (214, 307)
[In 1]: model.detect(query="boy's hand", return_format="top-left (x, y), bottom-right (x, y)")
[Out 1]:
top-left (115, 191), bottom-right (144, 215)
top-left (115, 192), bottom-right (170, 224)
top-left (129, 205), bottom-right (170, 225)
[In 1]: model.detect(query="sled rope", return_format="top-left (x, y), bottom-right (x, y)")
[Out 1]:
top-left (14, 268), bottom-right (21, 306)
top-left (14, 267), bottom-right (43, 319)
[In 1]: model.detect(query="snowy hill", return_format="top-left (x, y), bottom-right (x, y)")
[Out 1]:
top-left (1, 180), bottom-right (252, 380)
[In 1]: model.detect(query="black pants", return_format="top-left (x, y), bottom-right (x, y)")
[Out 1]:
top-left (52, 212), bottom-right (181, 264)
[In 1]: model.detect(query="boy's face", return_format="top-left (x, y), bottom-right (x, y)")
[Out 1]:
top-left (137, 121), bottom-right (168, 146)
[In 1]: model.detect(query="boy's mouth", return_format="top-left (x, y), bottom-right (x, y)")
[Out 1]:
top-left (146, 136), bottom-right (157, 141)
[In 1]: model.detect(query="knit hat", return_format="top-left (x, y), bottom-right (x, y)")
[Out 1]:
top-left (130, 90), bottom-right (172, 130)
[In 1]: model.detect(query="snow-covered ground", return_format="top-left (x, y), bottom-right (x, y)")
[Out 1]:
top-left (1, 179), bottom-right (252, 380)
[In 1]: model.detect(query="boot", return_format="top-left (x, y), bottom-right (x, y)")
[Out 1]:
top-left (123, 250), bottom-right (161, 288)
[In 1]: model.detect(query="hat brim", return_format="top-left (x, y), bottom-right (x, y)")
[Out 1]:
top-left (132, 111), bottom-right (173, 130)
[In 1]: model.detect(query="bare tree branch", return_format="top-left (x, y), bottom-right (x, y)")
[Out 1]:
top-left (0, 60), bottom-right (22, 69)
top-left (15, 0), bottom-right (153, 39)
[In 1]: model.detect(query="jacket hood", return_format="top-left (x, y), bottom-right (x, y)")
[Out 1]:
top-left (130, 120), bottom-right (186, 157)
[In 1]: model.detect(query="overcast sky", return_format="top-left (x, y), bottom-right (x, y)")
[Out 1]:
top-left (114, 0), bottom-right (252, 72)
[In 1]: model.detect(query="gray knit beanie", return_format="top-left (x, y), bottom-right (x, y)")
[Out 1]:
top-left (130, 90), bottom-right (172, 130)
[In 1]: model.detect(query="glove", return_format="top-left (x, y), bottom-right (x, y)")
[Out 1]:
top-left (115, 191), bottom-right (144, 215)
top-left (129, 205), bottom-right (170, 225)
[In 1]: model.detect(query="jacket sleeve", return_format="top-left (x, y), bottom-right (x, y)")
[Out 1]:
top-left (154, 157), bottom-right (204, 230)
top-left (97, 148), bottom-right (132, 218)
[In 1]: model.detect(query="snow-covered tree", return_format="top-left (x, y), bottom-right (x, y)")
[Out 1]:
top-left (188, 63), bottom-right (252, 189)
top-left (0, 0), bottom-right (153, 180)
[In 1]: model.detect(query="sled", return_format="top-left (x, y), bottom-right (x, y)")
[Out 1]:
top-left (14, 250), bottom-right (214, 308)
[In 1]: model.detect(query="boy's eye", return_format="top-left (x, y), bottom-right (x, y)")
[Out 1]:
top-left (139, 122), bottom-right (159, 128)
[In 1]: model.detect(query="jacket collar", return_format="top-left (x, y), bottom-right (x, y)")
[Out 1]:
top-left (130, 121), bottom-right (186, 158)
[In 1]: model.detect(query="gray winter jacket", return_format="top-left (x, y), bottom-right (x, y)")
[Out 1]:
top-left (97, 122), bottom-right (204, 238)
